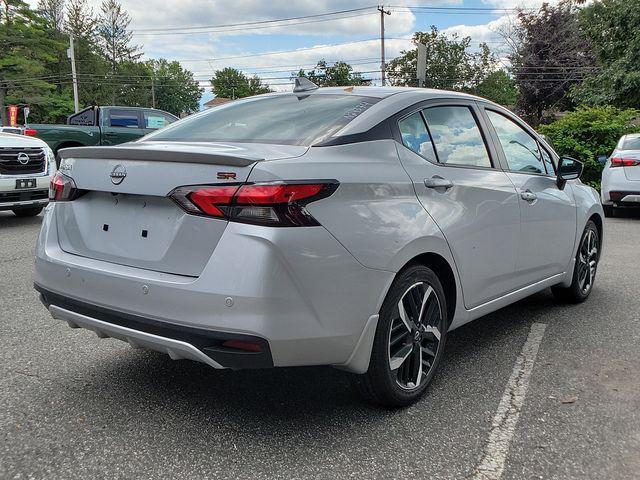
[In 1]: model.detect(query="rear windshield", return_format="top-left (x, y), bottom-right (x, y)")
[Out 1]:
top-left (622, 136), bottom-right (640, 150)
top-left (143, 94), bottom-right (379, 146)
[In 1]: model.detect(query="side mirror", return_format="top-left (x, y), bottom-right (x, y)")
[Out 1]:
top-left (596, 154), bottom-right (609, 165)
top-left (557, 156), bottom-right (583, 190)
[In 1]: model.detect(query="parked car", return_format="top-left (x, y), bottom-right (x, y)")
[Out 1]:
top-left (0, 132), bottom-right (55, 217)
top-left (27, 106), bottom-right (178, 165)
top-left (34, 84), bottom-right (604, 406)
top-left (0, 126), bottom-right (24, 135)
top-left (599, 133), bottom-right (640, 217)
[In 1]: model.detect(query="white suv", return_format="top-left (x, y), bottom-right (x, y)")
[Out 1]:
top-left (0, 132), bottom-right (55, 217)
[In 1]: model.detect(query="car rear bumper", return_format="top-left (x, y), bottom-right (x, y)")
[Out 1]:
top-left (34, 204), bottom-right (393, 371)
top-left (36, 285), bottom-right (273, 369)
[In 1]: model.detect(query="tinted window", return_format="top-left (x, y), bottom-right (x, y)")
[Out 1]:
top-left (421, 106), bottom-right (491, 168)
top-left (398, 111), bottom-right (437, 162)
top-left (622, 136), bottom-right (640, 150)
top-left (486, 111), bottom-right (544, 174)
top-left (145, 94), bottom-right (379, 145)
top-left (540, 146), bottom-right (555, 174)
top-left (144, 111), bottom-right (176, 129)
top-left (109, 109), bottom-right (139, 128)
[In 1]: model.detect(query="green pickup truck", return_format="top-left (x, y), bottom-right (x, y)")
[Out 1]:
top-left (28, 106), bottom-right (179, 162)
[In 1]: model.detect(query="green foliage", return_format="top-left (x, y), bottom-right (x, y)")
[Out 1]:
top-left (538, 105), bottom-right (640, 184)
top-left (295, 60), bottom-right (369, 87)
top-left (473, 70), bottom-right (517, 106)
top-left (387, 27), bottom-right (495, 91)
top-left (149, 59), bottom-right (203, 115)
top-left (0, 0), bottom-right (65, 123)
top-left (510, 0), bottom-right (595, 125)
top-left (572, 0), bottom-right (640, 109)
top-left (210, 67), bottom-right (271, 99)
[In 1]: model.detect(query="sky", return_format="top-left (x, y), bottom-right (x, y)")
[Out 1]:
top-left (29, 0), bottom-right (558, 107)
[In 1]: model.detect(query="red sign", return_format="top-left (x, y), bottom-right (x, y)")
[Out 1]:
top-left (8, 105), bottom-right (18, 126)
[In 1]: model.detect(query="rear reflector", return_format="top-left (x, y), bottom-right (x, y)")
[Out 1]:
top-left (611, 157), bottom-right (640, 167)
top-left (221, 340), bottom-right (263, 353)
top-left (24, 128), bottom-right (38, 136)
top-left (169, 181), bottom-right (338, 227)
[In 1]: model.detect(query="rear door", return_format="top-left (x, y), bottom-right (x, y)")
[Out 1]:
top-left (101, 108), bottom-right (146, 145)
top-left (394, 99), bottom-right (521, 309)
top-left (481, 107), bottom-right (576, 287)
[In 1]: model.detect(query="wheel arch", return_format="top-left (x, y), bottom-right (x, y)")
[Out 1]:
top-left (55, 141), bottom-right (85, 154)
top-left (400, 252), bottom-right (458, 328)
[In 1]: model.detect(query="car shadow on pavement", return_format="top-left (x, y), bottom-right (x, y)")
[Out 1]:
top-left (63, 289), bottom-right (562, 435)
top-left (0, 211), bottom-right (42, 228)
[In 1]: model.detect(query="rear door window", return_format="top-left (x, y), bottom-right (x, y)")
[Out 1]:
top-left (109, 109), bottom-right (140, 128)
top-left (422, 106), bottom-right (492, 168)
top-left (398, 111), bottom-right (437, 163)
top-left (144, 111), bottom-right (176, 130)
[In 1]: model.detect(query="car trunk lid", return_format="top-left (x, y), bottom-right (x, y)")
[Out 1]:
top-left (54, 142), bottom-right (307, 276)
top-left (616, 150), bottom-right (640, 181)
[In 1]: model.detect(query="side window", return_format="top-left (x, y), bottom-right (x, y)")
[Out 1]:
top-left (540, 146), bottom-right (555, 175)
top-left (398, 111), bottom-right (437, 163)
top-left (144, 111), bottom-right (176, 130)
top-left (486, 110), bottom-right (544, 174)
top-left (422, 106), bottom-right (492, 168)
top-left (109, 109), bottom-right (139, 128)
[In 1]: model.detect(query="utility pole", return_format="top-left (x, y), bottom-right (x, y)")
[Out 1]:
top-left (68, 33), bottom-right (79, 113)
top-left (378, 5), bottom-right (391, 86)
top-left (151, 75), bottom-right (156, 108)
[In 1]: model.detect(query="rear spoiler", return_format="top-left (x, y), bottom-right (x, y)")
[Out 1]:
top-left (58, 145), bottom-right (261, 167)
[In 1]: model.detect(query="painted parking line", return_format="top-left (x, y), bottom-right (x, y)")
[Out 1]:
top-left (472, 322), bottom-right (548, 480)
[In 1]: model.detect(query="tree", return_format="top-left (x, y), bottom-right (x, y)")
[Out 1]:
top-left (510, 0), bottom-right (595, 125)
top-left (149, 59), bottom-right (202, 115)
top-left (37, 0), bottom-right (64, 32)
top-left (97, 0), bottom-right (140, 71)
top-left (572, 0), bottom-right (640, 108)
top-left (387, 27), bottom-right (494, 91)
top-left (474, 70), bottom-right (517, 106)
top-left (295, 60), bottom-right (369, 86)
top-left (0, 0), bottom-right (65, 124)
top-left (538, 106), bottom-right (640, 187)
top-left (210, 67), bottom-right (270, 99)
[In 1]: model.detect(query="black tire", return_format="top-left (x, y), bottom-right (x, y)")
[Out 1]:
top-left (603, 205), bottom-right (614, 218)
top-left (552, 220), bottom-right (600, 303)
top-left (354, 264), bottom-right (448, 407)
top-left (12, 206), bottom-right (43, 217)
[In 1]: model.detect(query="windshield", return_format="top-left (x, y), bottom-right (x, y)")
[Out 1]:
top-left (622, 136), bottom-right (640, 150)
top-left (143, 94), bottom-right (379, 146)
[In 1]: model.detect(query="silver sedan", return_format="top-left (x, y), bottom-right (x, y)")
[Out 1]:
top-left (34, 82), bottom-right (603, 406)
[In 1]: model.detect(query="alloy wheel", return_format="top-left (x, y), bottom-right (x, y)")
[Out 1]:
top-left (578, 229), bottom-right (598, 295)
top-left (388, 282), bottom-right (443, 390)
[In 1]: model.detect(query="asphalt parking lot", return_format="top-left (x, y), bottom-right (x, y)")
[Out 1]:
top-left (1, 209), bottom-right (639, 480)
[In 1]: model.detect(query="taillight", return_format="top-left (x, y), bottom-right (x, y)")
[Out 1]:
top-left (169, 181), bottom-right (338, 227)
top-left (610, 157), bottom-right (640, 167)
top-left (49, 172), bottom-right (85, 201)
top-left (24, 128), bottom-right (38, 136)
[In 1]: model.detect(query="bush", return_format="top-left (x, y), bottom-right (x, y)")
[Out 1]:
top-left (538, 105), bottom-right (640, 186)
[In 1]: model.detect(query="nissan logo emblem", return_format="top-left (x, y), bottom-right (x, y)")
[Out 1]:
top-left (110, 164), bottom-right (127, 185)
top-left (17, 152), bottom-right (29, 165)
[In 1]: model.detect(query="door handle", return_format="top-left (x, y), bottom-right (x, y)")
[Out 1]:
top-left (104, 132), bottom-right (118, 137)
top-left (520, 189), bottom-right (537, 202)
top-left (424, 176), bottom-right (453, 189)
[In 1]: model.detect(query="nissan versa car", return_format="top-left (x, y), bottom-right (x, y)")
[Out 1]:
top-left (600, 133), bottom-right (640, 217)
top-left (34, 82), bottom-right (603, 406)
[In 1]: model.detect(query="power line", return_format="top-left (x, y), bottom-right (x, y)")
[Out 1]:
top-left (131, 6), bottom-right (374, 33)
